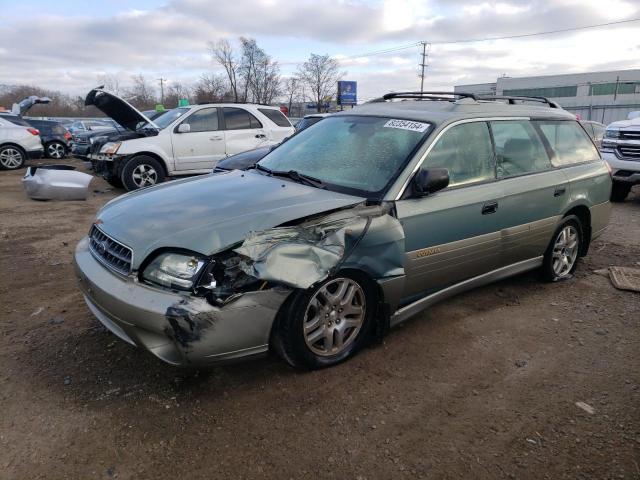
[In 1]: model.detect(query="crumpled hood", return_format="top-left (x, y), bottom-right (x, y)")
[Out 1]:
top-left (85, 87), bottom-right (156, 132)
top-left (96, 170), bottom-right (364, 269)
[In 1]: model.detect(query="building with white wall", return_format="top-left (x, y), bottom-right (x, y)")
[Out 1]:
top-left (455, 69), bottom-right (640, 124)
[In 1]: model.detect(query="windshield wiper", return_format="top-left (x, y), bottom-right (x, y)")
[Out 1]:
top-left (272, 169), bottom-right (326, 189)
top-left (254, 163), bottom-right (273, 174)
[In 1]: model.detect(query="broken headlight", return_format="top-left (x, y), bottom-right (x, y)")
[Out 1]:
top-left (100, 142), bottom-right (121, 155)
top-left (142, 252), bottom-right (206, 291)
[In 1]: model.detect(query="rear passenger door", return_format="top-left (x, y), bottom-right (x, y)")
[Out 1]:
top-left (396, 120), bottom-right (505, 298)
top-left (490, 120), bottom-right (569, 265)
top-left (222, 107), bottom-right (268, 156)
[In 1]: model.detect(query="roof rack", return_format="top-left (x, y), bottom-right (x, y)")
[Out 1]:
top-left (381, 91), bottom-right (478, 101)
top-left (477, 95), bottom-right (561, 109)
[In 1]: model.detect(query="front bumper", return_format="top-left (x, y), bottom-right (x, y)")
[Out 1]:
top-left (71, 144), bottom-right (90, 159)
top-left (74, 237), bottom-right (290, 366)
top-left (602, 151), bottom-right (640, 184)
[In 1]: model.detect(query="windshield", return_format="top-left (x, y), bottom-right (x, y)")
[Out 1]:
top-left (257, 115), bottom-right (431, 196)
top-left (141, 107), bottom-right (189, 130)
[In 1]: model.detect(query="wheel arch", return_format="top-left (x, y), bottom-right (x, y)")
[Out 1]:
top-left (0, 142), bottom-right (27, 158)
top-left (123, 151), bottom-right (170, 177)
top-left (562, 204), bottom-right (591, 256)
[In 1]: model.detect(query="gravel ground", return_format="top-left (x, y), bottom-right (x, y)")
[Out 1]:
top-left (1, 159), bottom-right (639, 479)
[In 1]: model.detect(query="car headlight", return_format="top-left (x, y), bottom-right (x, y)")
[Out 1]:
top-left (89, 137), bottom-right (95, 144)
top-left (100, 141), bottom-right (121, 155)
top-left (142, 252), bottom-right (206, 291)
top-left (605, 129), bottom-right (620, 139)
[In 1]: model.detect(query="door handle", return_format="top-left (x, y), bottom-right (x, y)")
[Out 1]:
top-left (255, 133), bottom-right (266, 139)
top-left (482, 201), bottom-right (498, 215)
top-left (209, 136), bottom-right (223, 141)
top-left (554, 187), bottom-right (566, 197)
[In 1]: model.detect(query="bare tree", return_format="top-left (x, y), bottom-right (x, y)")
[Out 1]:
top-left (127, 74), bottom-right (156, 110)
top-left (163, 82), bottom-right (191, 108)
top-left (209, 39), bottom-right (239, 102)
top-left (282, 76), bottom-right (300, 116)
top-left (193, 73), bottom-right (228, 103)
top-left (96, 74), bottom-right (121, 95)
top-left (297, 54), bottom-right (342, 113)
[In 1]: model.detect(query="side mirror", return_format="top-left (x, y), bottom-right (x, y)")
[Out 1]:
top-left (411, 167), bottom-right (449, 197)
top-left (177, 123), bottom-right (191, 134)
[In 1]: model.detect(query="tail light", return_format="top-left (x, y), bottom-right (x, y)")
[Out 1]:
top-left (27, 128), bottom-right (40, 136)
top-left (64, 132), bottom-right (72, 140)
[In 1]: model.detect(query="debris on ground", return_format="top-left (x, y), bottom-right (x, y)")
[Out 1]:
top-left (608, 267), bottom-right (640, 292)
top-left (575, 401), bottom-right (596, 415)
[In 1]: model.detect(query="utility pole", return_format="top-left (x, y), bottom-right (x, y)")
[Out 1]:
top-left (158, 77), bottom-right (167, 105)
top-left (419, 42), bottom-right (429, 94)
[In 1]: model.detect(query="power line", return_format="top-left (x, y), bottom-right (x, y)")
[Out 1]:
top-left (329, 17), bottom-right (640, 63)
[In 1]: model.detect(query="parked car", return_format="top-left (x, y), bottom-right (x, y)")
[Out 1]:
top-left (84, 87), bottom-right (295, 190)
top-left (214, 113), bottom-right (329, 172)
top-left (67, 119), bottom-right (117, 134)
top-left (580, 120), bottom-right (606, 148)
top-left (26, 119), bottom-right (72, 159)
top-left (601, 112), bottom-right (640, 202)
top-left (295, 113), bottom-right (330, 132)
top-left (71, 110), bottom-right (167, 162)
top-left (0, 116), bottom-right (43, 169)
top-left (74, 91), bottom-right (611, 369)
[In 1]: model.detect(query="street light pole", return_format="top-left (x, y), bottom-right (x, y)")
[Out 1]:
top-left (158, 77), bottom-right (167, 105)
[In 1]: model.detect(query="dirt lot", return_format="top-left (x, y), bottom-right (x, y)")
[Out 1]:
top-left (1, 158), bottom-right (639, 480)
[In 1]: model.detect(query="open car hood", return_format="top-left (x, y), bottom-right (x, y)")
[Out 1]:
top-left (11, 95), bottom-right (51, 115)
top-left (85, 87), bottom-right (157, 132)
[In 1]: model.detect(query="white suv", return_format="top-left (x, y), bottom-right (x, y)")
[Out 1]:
top-left (601, 112), bottom-right (640, 202)
top-left (86, 88), bottom-right (294, 190)
top-left (0, 116), bottom-right (44, 170)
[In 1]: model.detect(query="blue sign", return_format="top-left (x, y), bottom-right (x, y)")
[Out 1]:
top-left (338, 81), bottom-right (357, 105)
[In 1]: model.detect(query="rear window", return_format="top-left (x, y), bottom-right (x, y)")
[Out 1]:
top-left (3, 116), bottom-right (30, 127)
top-left (223, 108), bottom-right (262, 130)
top-left (258, 108), bottom-right (292, 127)
top-left (537, 121), bottom-right (600, 166)
top-left (491, 120), bottom-right (552, 177)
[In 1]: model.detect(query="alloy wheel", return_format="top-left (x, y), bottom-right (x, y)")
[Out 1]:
top-left (132, 164), bottom-right (158, 187)
top-left (303, 277), bottom-right (365, 356)
top-left (0, 148), bottom-right (23, 169)
top-left (551, 225), bottom-right (579, 278)
top-left (47, 142), bottom-right (65, 159)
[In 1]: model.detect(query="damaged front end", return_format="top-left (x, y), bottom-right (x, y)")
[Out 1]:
top-left (76, 201), bottom-right (406, 366)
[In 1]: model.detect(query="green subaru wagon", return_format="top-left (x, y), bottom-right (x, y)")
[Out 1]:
top-left (74, 92), bottom-right (611, 369)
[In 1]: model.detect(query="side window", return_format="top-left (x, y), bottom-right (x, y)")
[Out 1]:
top-left (536, 121), bottom-right (600, 166)
top-left (181, 107), bottom-right (218, 132)
top-left (491, 120), bottom-right (551, 177)
top-left (592, 124), bottom-right (605, 145)
top-left (424, 122), bottom-right (494, 187)
top-left (258, 108), bottom-right (292, 127)
top-left (223, 107), bottom-right (262, 130)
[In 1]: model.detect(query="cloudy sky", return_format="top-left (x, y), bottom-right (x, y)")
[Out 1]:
top-left (0, 0), bottom-right (639, 101)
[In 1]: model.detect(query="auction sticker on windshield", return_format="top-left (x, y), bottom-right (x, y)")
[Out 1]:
top-left (383, 119), bottom-right (430, 133)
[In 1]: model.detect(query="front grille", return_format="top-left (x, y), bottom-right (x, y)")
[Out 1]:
top-left (89, 225), bottom-right (133, 275)
top-left (617, 145), bottom-right (640, 159)
top-left (620, 130), bottom-right (640, 140)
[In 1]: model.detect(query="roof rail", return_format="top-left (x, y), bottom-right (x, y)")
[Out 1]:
top-left (382, 91), bottom-right (478, 101)
top-left (477, 95), bottom-right (561, 109)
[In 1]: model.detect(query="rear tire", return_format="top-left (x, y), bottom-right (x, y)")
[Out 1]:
top-left (45, 141), bottom-right (66, 159)
top-left (0, 145), bottom-right (26, 170)
top-left (610, 182), bottom-right (631, 203)
top-left (542, 215), bottom-right (583, 282)
top-left (120, 155), bottom-right (165, 191)
top-left (275, 271), bottom-right (376, 369)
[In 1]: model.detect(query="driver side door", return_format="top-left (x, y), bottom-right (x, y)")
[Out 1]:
top-left (172, 107), bottom-right (226, 171)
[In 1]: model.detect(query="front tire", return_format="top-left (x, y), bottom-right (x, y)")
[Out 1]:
top-left (275, 272), bottom-right (376, 369)
top-left (610, 182), bottom-right (631, 203)
top-left (0, 145), bottom-right (26, 170)
top-left (45, 141), bottom-right (66, 159)
top-left (120, 155), bottom-right (165, 191)
top-left (542, 216), bottom-right (583, 282)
